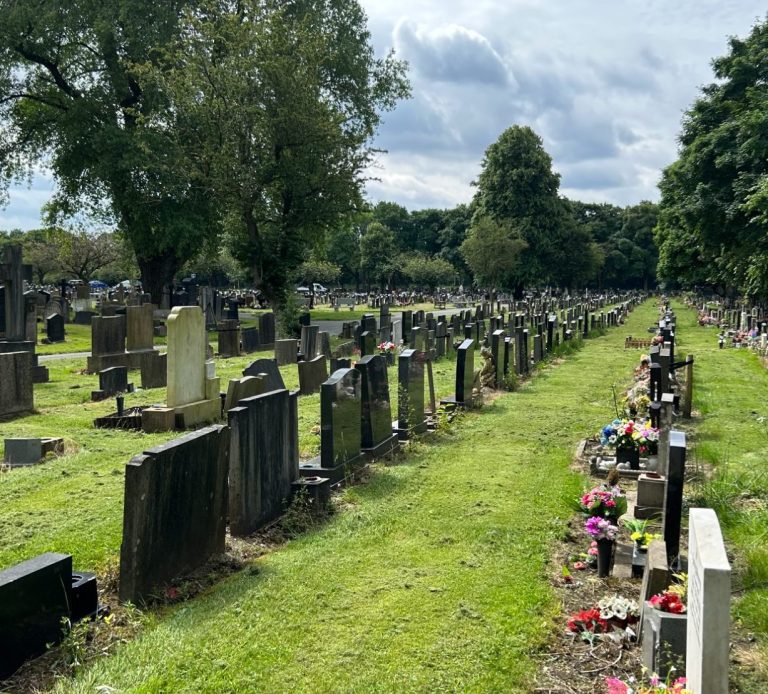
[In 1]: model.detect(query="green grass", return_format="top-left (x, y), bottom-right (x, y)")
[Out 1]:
top-left (40, 301), bottom-right (656, 692)
top-left (670, 300), bottom-right (768, 642)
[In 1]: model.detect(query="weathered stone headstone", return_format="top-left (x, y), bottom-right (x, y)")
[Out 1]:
top-left (224, 374), bottom-right (267, 412)
top-left (139, 351), bottom-right (167, 389)
top-left (258, 312), bottom-right (276, 347)
top-left (491, 330), bottom-right (506, 388)
top-left (241, 327), bottom-right (260, 353)
top-left (125, 303), bottom-right (154, 353)
top-left (243, 358), bottom-right (285, 391)
top-left (395, 349), bottom-right (426, 440)
top-left (119, 425), bottom-right (229, 603)
top-left (298, 355), bottom-right (329, 395)
top-left (217, 319), bottom-right (241, 358)
top-left (92, 366), bottom-right (131, 400)
top-left (275, 339), bottom-right (297, 366)
top-left (360, 330), bottom-right (376, 357)
top-left (356, 355), bottom-right (398, 459)
top-left (87, 315), bottom-right (127, 372)
top-left (684, 509), bottom-right (731, 694)
top-left (2, 438), bottom-right (43, 467)
top-left (0, 351), bottom-right (33, 418)
top-left (141, 306), bottom-right (220, 432)
top-left (318, 331), bottom-right (332, 359)
top-left (300, 324), bottom-right (319, 360)
top-left (228, 389), bottom-right (299, 536)
top-left (45, 313), bottom-right (65, 343)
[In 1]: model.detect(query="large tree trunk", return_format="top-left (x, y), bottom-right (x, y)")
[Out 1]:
top-left (136, 252), bottom-right (179, 307)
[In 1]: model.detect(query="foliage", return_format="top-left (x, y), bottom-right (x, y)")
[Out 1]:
top-left (157, 0), bottom-right (409, 308)
top-left (655, 18), bottom-right (768, 299)
top-left (399, 253), bottom-right (457, 289)
top-left (276, 290), bottom-right (304, 340)
top-left (359, 221), bottom-right (400, 287)
top-left (460, 216), bottom-right (527, 289)
top-left (0, 0), bottom-right (221, 302)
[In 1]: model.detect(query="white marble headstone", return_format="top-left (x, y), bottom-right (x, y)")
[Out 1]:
top-left (686, 508), bottom-right (731, 694)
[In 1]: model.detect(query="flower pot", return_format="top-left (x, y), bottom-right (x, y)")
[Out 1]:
top-left (617, 446), bottom-right (640, 469)
top-left (596, 538), bottom-right (615, 577)
top-left (379, 352), bottom-right (394, 366)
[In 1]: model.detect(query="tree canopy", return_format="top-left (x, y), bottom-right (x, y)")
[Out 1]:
top-left (655, 17), bottom-right (768, 298)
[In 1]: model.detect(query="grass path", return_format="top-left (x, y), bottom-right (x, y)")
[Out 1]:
top-left (56, 301), bottom-right (659, 693)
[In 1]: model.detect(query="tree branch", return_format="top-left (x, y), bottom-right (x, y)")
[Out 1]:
top-left (0, 91), bottom-right (69, 111)
top-left (14, 44), bottom-right (81, 99)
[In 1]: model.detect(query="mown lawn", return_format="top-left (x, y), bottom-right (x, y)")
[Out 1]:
top-left (48, 301), bottom-right (655, 693)
top-left (671, 301), bottom-right (768, 651)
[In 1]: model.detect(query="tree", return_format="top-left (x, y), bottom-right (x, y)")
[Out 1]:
top-left (325, 222), bottom-right (362, 289)
top-left (22, 229), bottom-right (61, 284)
top-left (360, 222), bottom-right (399, 288)
top-left (399, 253), bottom-right (456, 291)
top-left (655, 18), bottom-right (768, 298)
top-left (437, 204), bottom-right (472, 282)
top-left (54, 230), bottom-right (122, 282)
top-left (0, 1), bottom-right (221, 303)
top-left (461, 216), bottom-right (528, 290)
top-left (472, 126), bottom-right (564, 295)
top-left (159, 0), bottom-right (409, 311)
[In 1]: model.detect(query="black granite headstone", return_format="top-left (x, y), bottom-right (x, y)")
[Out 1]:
top-left (320, 368), bottom-right (362, 472)
top-left (456, 339), bottom-right (475, 406)
top-left (45, 313), bottom-right (65, 343)
top-left (663, 430), bottom-right (686, 566)
top-left (356, 355), bottom-right (398, 458)
top-left (395, 349), bottom-right (427, 440)
top-left (243, 358), bottom-right (285, 391)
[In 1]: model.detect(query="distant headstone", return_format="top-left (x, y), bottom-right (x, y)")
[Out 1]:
top-left (320, 368), bottom-right (362, 475)
top-left (45, 313), bottom-right (65, 343)
top-left (125, 303), bottom-right (154, 353)
top-left (258, 312), bottom-right (276, 347)
top-left (686, 508), bottom-right (731, 694)
top-left (241, 327), bottom-right (260, 353)
top-left (140, 352), bottom-right (167, 390)
top-left (228, 389), bottom-right (299, 536)
top-left (360, 330), bottom-right (376, 357)
top-left (243, 358), bottom-right (285, 391)
top-left (2, 438), bottom-right (43, 467)
top-left (93, 366), bottom-right (131, 400)
top-left (217, 319), bottom-right (241, 358)
top-left (224, 375), bottom-right (267, 412)
top-left (300, 324), bottom-right (319, 360)
top-left (275, 339), bottom-right (297, 366)
top-left (318, 331), bottom-right (332, 359)
top-left (0, 351), bottom-right (33, 418)
top-left (87, 315), bottom-right (127, 372)
top-left (298, 355), bottom-right (329, 395)
top-left (456, 339), bottom-right (475, 406)
top-left (395, 348), bottom-right (427, 440)
top-left (119, 425), bottom-right (229, 603)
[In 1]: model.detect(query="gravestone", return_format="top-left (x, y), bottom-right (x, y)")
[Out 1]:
top-left (663, 430), bottom-right (686, 565)
top-left (275, 339), bottom-right (297, 366)
top-left (243, 358), bottom-right (285, 391)
top-left (125, 303), bottom-right (154, 353)
top-left (318, 331), bottom-right (332, 359)
top-left (300, 325), bottom-right (319, 360)
top-left (3, 438), bottom-right (42, 467)
top-left (330, 357), bottom-right (351, 372)
top-left (258, 312), bottom-right (276, 348)
top-left (491, 330), bottom-right (506, 388)
top-left (140, 352), bottom-right (167, 389)
top-left (0, 244), bottom-right (28, 341)
top-left (318, 368), bottom-right (363, 478)
top-left (87, 315), bottom-right (127, 372)
top-left (228, 389), bottom-right (299, 536)
top-left (92, 366), bottom-right (132, 400)
top-left (356, 355), bottom-right (398, 459)
top-left (119, 425), bottom-right (229, 603)
top-left (0, 351), bottom-right (33, 418)
top-left (395, 349), bottom-right (427, 440)
top-left (449, 338), bottom-right (475, 407)
top-left (141, 306), bottom-right (220, 432)
top-left (298, 355), bottom-right (329, 395)
top-left (224, 374), bottom-right (267, 412)
top-left (392, 319), bottom-right (403, 346)
top-left (241, 327), bottom-right (260, 353)
top-left (360, 330), bottom-right (376, 357)
top-left (0, 553), bottom-right (73, 678)
top-left (45, 313), bottom-right (65, 343)
top-left (686, 508), bottom-right (731, 694)
top-left (217, 319), bottom-right (241, 358)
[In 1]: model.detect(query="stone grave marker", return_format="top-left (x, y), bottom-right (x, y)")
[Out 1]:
top-left (45, 313), bottom-right (65, 343)
top-left (119, 425), bottom-right (229, 603)
top-left (258, 312), bottom-right (276, 348)
top-left (92, 366), bottom-right (132, 400)
top-left (298, 355), bottom-right (329, 395)
top-left (356, 355), bottom-right (398, 459)
top-left (318, 331), bottom-right (332, 359)
top-left (491, 330), bottom-right (506, 388)
top-left (318, 368), bottom-right (363, 478)
top-left (686, 508), bottom-right (731, 694)
top-left (228, 389), bottom-right (299, 536)
top-left (241, 326), bottom-right (260, 353)
top-left (125, 303), bottom-right (154, 353)
top-left (243, 358), bottom-right (286, 391)
top-left (360, 330), bottom-right (376, 357)
top-left (0, 351), bottom-right (33, 418)
top-left (663, 430), bottom-right (686, 565)
top-left (224, 374), bottom-right (267, 412)
top-left (217, 319), bottom-right (241, 358)
top-left (275, 339), bottom-right (297, 366)
top-left (140, 351), bottom-right (167, 389)
top-left (87, 315), bottom-right (127, 372)
top-left (395, 349), bottom-right (427, 440)
top-left (300, 325), bottom-right (319, 360)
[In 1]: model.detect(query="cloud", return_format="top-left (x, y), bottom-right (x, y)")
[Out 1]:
top-left (394, 20), bottom-right (509, 86)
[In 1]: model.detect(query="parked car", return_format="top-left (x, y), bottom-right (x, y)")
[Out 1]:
top-left (296, 283), bottom-right (327, 295)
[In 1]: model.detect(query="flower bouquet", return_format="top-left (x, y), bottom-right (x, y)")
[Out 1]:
top-left (597, 594), bottom-right (639, 629)
top-left (584, 516), bottom-right (620, 577)
top-left (649, 591), bottom-right (686, 614)
top-left (579, 484), bottom-right (628, 519)
top-left (606, 673), bottom-right (690, 693)
top-left (377, 341), bottom-right (396, 365)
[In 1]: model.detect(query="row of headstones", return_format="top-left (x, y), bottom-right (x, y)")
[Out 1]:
top-left (216, 313), bottom-right (276, 358)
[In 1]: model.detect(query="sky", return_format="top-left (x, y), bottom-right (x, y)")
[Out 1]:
top-left (1, 0), bottom-right (765, 229)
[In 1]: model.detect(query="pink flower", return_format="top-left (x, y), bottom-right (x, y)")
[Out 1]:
top-left (605, 677), bottom-right (629, 694)
top-left (573, 561), bottom-right (587, 570)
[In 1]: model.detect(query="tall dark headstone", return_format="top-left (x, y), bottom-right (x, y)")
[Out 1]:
top-left (300, 324), bottom-right (319, 360)
top-left (320, 368), bottom-right (363, 474)
top-left (456, 339), bottom-right (475, 406)
top-left (119, 425), bottom-right (229, 603)
top-left (491, 330), bottom-right (506, 388)
top-left (663, 430), bottom-right (686, 566)
top-left (228, 389), bottom-right (299, 536)
top-left (258, 312), bottom-right (276, 347)
top-left (360, 330), bottom-right (376, 357)
top-left (395, 349), bottom-right (427, 440)
top-left (356, 355), bottom-right (398, 458)
top-left (45, 312), bottom-right (65, 343)
top-left (298, 355), bottom-right (328, 395)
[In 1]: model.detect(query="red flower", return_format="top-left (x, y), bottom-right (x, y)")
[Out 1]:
top-left (567, 608), bottom-right (609, 633)
top-left (649, 591), bottom-right (685, 613)
top-left (573, 561), bottom-right (587, 570)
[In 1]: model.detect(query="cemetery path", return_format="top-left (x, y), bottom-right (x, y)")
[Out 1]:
top-left (59, 302), bottom-right (661, 693)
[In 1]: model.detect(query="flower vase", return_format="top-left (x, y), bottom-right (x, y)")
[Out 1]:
top-left (631, 544), bottom-right (647, 579)
top-left (379, 352), bottom-right (394, 366)
top-left (596, 538), bottom-right (615, 578)
top-left (617, 446), bottom-right (640, 470)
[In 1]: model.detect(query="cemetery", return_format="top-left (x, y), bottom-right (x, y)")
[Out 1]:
top-left (2, 4), bottom-right (768, 693)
